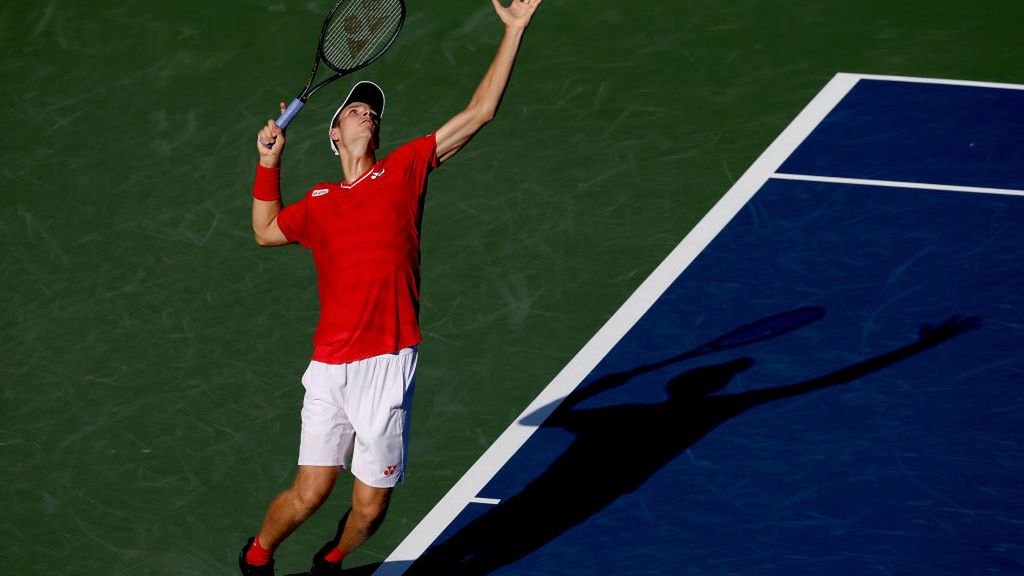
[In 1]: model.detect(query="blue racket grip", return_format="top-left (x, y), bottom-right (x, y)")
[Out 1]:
top-left (259, 98), bottom-right (304, 148)
top-left (276, 98), bottom-right (304, 130)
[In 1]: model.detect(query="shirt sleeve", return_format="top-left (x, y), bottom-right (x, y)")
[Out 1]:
top-left (389, 133), bottom-right (440, 175)
top-left (422, 132), bottom-right (440, 171)
top-left (276, 192), bottom-right (311, 247)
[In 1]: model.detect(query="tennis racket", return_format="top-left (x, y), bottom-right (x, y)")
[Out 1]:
top-left (519, 307), bottom-right (828, 425)
top-left (261, 0), bottom-right (405, 146)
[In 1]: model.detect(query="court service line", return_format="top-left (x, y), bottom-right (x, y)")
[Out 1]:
top-left (772, 173), bottom-right (1024, 197)
top-left (372, 72), bottom-right (863, 576)
top-left (853, 73), bottom-right (1024, 92)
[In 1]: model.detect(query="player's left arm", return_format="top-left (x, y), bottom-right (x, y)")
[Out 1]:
top-left (435, 0), bottom-right (542, 164)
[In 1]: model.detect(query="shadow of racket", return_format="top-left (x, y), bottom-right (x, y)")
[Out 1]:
top-left (641, 305), bottom-right (826, 372)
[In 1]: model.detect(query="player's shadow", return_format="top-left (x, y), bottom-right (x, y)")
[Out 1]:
top-left (283, 564), bottom-right (382, 576)
top-left (406, 312), bottom-right (982, 575)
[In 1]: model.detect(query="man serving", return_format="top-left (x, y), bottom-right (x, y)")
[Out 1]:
top-left (239, 1), bottom-right (543, 575)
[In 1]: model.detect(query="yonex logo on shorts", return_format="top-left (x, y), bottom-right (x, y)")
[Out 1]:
top-left (383, 465), bottom-right (399, 477)
top-left (312, 188), bottom-right (330, 197)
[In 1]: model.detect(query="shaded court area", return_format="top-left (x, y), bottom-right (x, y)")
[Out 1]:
top-left (385, 76), bottom-right (1024, 575)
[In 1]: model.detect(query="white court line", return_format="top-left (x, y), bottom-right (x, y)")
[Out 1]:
top-left (772, 173), bottom-right (1024, 197)
top-left (374, 72), bottom-right (1024, 575)
top-left (852, 73), bottom-right (1024, 91)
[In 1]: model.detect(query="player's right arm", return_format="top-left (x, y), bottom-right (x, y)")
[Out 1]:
top-left (253, 111), bottom-right (290, 247)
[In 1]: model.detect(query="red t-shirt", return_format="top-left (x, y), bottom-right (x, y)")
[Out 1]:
top-left (254, 134), bottom-right (439, 364)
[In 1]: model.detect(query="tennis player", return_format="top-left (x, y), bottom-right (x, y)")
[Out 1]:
top-left (239, 1), bottom-right (542, 575)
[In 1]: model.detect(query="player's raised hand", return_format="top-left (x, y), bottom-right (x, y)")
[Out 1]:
top-left (491, 0), bottom-right (542, 31)
top-left (257, 102), bottom-right (288, 167)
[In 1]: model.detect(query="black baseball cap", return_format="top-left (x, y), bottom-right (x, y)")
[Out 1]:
top-left (329, 80), bottom-right (386, 155)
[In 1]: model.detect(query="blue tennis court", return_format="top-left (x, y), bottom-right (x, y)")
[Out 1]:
top-left (379, 74), bottom-right (1024, 575)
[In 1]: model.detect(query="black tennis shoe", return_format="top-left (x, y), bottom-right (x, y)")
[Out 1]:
top-left (309, 540), bottom-right (343, 576)
top-left (239, 537), bottom-right (276, 576)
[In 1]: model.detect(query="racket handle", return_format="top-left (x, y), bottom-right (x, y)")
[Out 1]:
top-left (276, 98), bottom-right (304, 130)
top-left (259, 98), bottom-right (305, 148)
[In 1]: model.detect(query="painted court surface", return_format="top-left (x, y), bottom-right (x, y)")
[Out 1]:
top-left (4, 4), bottom-right (1024, 575)
top-left (379, 74), bottom-right (1024, 575)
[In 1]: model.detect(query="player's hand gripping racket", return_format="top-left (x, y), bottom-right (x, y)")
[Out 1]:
top-left (260, 0), bottom-right (405, 148)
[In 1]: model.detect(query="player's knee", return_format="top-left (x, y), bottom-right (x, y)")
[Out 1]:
top-left (354, 498), bottom-right (387, 524)
top-left (351, 489), bottom-right (391, 528)
top-left (291, 474), bottom-right (335, 513)
top-left (292, 486), bottom-right (330, 515)
top-left (349, 505), bottom-right (387, 533)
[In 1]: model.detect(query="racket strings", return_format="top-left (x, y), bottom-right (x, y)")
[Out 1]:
top-left (322, 0), bottom-right (403, 72)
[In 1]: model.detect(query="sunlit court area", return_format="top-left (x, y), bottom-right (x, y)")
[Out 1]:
top-left (3, 2), bottom-right (1022, 575)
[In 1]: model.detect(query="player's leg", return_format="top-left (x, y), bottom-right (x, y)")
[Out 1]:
top-left (277, 360), bottom-right (353, 544)
top-left (259, 465), bottom-right (340, 548)
top-left (310, 347), bottom-right (417, 573)
top-left (341, 480), bottom-right (393, 552)
top-left (243, 361), bottom-right (353, 574)
top-left (309, 482), bottom-right (392, 575)
top-left (240, 465), bottom-right (339, 575)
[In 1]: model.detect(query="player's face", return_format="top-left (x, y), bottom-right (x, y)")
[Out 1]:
top-left (337, 102), bottom-right (380, 141)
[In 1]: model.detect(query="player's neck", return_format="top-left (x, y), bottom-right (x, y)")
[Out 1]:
top-left (338, 146), bottom-right (377, 184)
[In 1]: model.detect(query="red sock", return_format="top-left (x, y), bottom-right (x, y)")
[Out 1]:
top-left (323, 545), bottom-right (346, 564)
top-left (246, 534), bottom-right (274, 566)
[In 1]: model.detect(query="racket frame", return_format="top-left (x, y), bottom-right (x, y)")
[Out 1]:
top-left (276, 0), bottom-right (406, 131)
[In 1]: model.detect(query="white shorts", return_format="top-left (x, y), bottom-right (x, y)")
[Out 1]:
top-left (298, 346), bottom-right (417, 488)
